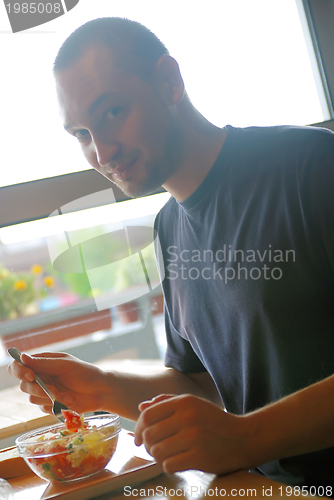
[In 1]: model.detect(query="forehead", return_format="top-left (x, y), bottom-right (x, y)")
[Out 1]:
top-left (55, 45), bottom-right (146, 125)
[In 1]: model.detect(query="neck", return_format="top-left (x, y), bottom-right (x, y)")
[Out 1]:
top-left (163, 103), bottom-right (227, 201)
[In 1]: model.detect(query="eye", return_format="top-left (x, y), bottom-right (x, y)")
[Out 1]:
top-left (105, 106), bottom-right (122, 120)
top-left (73, 129), bottom-right (90, 142)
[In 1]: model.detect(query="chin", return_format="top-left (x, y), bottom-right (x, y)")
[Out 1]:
top-left (117, 171), bottom-right (168, 198)
top-left (105, 160), bottom-right (172, 198)
top-left (124, 183), bottom-right (161, 198)
top-left (107, 178), bottom-right (157, 199)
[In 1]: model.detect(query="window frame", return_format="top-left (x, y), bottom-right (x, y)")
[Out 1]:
top-left (0, 168), bottom-right (165, 228)
top-left (297, 0), bottom-right (334, 119)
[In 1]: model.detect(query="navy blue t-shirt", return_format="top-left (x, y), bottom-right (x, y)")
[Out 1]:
top-left (154, 124), bottom-right (334, 487)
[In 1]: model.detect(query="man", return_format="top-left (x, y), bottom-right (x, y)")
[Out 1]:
top-left (8, 17), bottom-right (334, 488)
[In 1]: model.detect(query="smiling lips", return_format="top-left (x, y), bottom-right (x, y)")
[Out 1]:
top-left (107, 158), bottom-right (138, 180)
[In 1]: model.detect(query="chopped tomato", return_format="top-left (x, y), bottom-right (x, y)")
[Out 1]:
top-left (61, 409), bottom-right (84, 432)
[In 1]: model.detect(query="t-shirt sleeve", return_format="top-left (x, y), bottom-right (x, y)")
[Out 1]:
top-left (155, 201), bottom-right (206, 373)
top-left (164, 307), bottom-right (207, 373)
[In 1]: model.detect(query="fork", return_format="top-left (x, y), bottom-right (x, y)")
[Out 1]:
top-left (8, 347), bottom-right (67, 423)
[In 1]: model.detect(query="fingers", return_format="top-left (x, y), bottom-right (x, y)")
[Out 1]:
top-left (139, 417), bottom-right (183, 462)
top-left (8, 358), bottom-right (35, 383)
top-left (135, 396), bottom-right (197, 472)
top-left (134, 394), bottom-right (231, 474)
top-left (161, 449), bottom-right (200, 475)
top-left (19, 378), bottom-right (51, 403)
top-left (28, 396), bottom-right (53, 415)
top-left (138, 394), bottom-right (175, 411)
top-left (8, 351), bottom-right (71, 384)
top-left (8, 352), bottom-right (74, 409)
top-left (18, 378), bottom-right (53, 416)
top-left (8, 350), bottom-right (103, 416)
top-left (20, 352), bottom-right (70, 375)
top-left (27, 351), bottom-right (69, 358)
top-left (150, 436), bottom-right (191, 473)
top-left (134, 394), bottom-right (178, 446)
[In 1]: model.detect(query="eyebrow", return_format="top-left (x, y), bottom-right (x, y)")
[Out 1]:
top-left (88, 91), bottom-right (117, 115)
top-left (64, 91), bottom-right (117, 131)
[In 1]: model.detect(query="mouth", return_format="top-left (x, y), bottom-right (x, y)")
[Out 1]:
top-left (109, 158), bottom-right (138, 181)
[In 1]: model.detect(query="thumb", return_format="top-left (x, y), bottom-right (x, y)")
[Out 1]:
top-left (138, 394), bottom-right (175, 412)
top-left (20, 353), bottom-right (66, 376)
top-left (21, 354), bottom-right (76, 407)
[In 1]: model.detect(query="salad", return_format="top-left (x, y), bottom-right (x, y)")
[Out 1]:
top-left (16, 410), bottom-right (121, 482)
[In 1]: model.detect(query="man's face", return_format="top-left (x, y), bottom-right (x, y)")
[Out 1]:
top-left (55, 45), bottom-right (184, 198)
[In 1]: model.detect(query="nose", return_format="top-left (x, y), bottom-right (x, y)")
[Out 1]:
top-left (93, 138), bottom-right (121, 168)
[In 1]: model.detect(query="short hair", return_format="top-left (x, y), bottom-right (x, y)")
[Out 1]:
top-left (53, 17), bottom-right (169, 80)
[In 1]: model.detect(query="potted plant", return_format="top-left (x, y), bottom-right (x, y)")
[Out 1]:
top-left (0, 264), bottom-right (46, 321)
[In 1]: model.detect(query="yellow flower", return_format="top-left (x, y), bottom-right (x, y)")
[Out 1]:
top-left (31, 264), bottom-right (43, 275)
top-left (43, 276), bottom-right (55, 288)
top-left (14, 279), bottom-right (27, 291)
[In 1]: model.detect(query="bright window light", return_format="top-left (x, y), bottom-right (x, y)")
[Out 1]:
top-left (0, 0), bottom-right (326, 188)
top-left (0, 193), bottom-right (171, 245)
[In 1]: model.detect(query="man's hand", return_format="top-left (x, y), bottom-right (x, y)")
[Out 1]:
top-left (8, 352), bottom-right (112, 415)
top-left (8, 352), bottom-right (223, 423)
top-left (134, 394), bottom-right (252, 475)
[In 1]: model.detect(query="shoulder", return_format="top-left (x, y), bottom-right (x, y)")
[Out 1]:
top-left (277, 125), bottom-right (334, 152)
top-left (228, 124), bottom-right (334, 152)
top-left (226, 125), bottom-right (334, 179)
top-left (154, 195), bottom-right (178, 232)
top-left (229, 123), bottom-right (334, 139)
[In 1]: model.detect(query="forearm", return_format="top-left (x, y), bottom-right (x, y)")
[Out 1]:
top-left (100, 368), bottom-right (221, 421)
top-left (128, 373), bottom-right (334, 476)
top-left (244, 374), bottom-right (334, 468)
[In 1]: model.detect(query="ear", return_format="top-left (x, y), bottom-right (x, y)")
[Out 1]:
top-left (155, 55), bottom-right (185, 105)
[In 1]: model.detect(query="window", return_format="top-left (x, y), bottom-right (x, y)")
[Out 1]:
top-left (0, 193), bottom-right (170, 373)
top-left (0, 0), bottom-right (332, 188)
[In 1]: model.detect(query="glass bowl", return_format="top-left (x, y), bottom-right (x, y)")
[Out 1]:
top-left (15, 413), bottom-right (121, 483)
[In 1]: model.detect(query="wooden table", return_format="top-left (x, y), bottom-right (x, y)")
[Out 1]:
top-left (6, 455), bottom-right (319, 500)
top-left (107, 468), bottom-right (310, 500)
